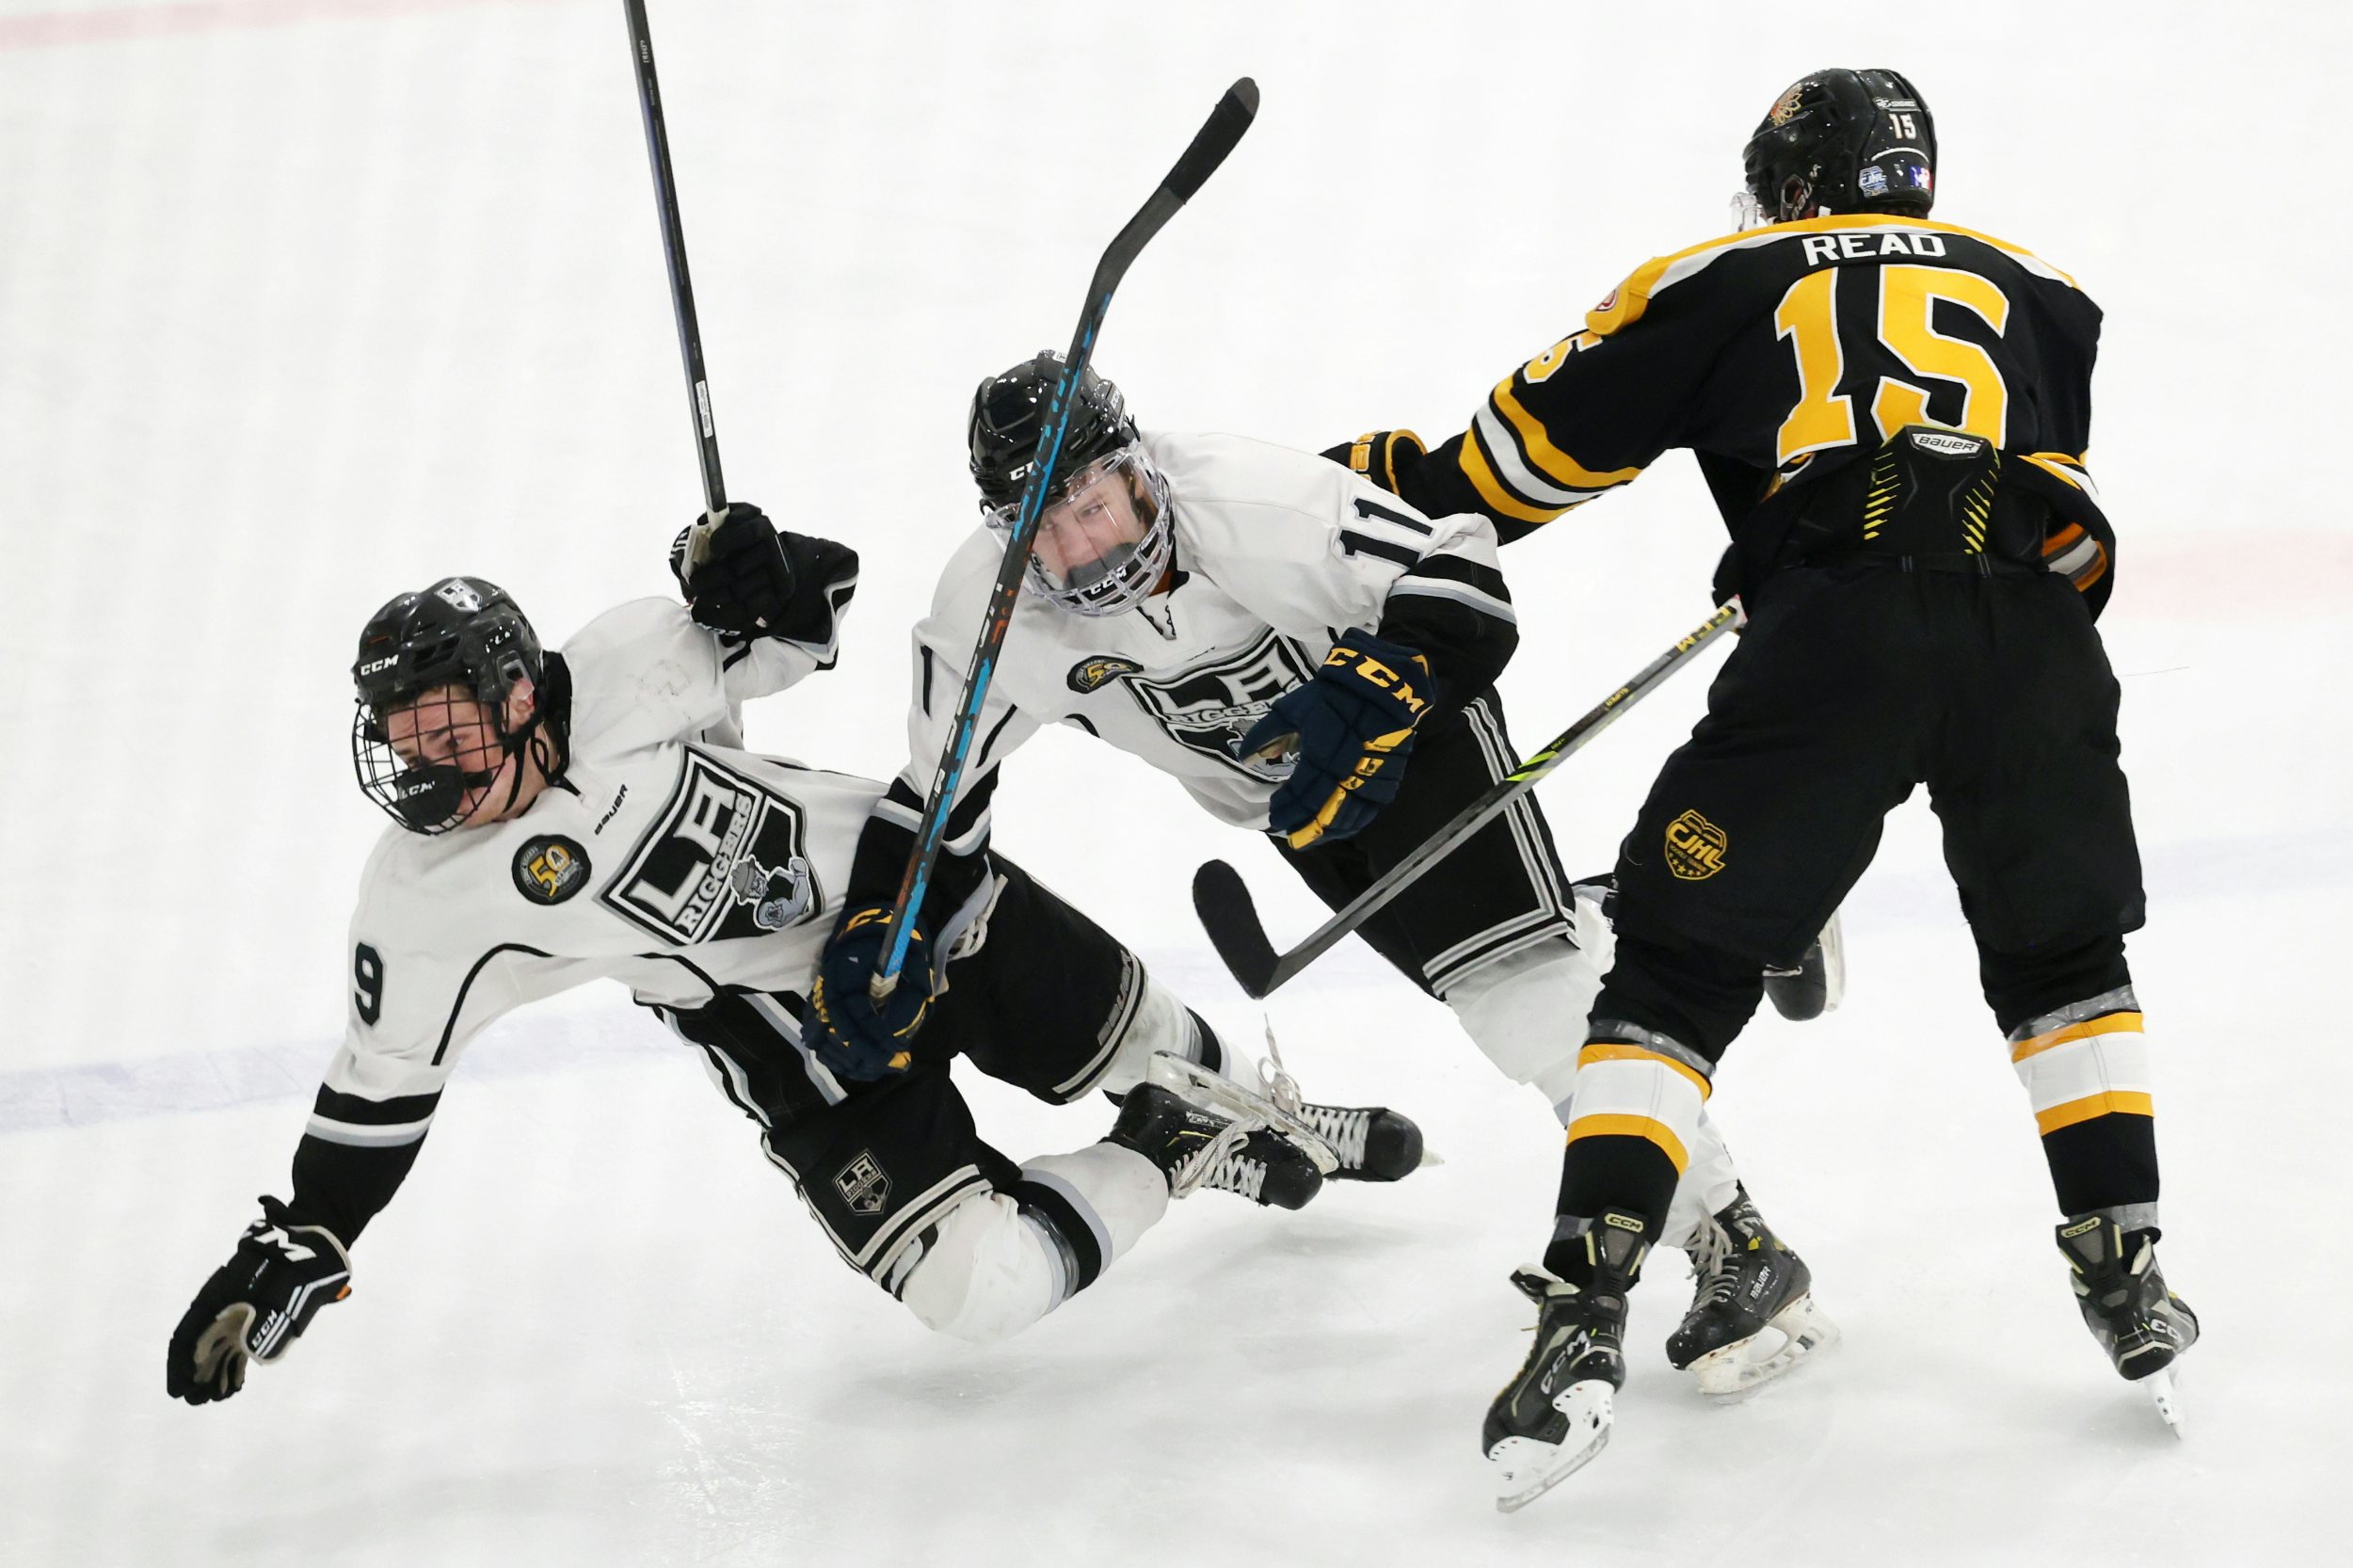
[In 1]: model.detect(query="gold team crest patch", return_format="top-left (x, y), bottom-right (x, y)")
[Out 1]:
top-left (1663, 810), bottom-right (1728, 882)
top-left (1769, 84), bottom-right (1806, 125)
top-left (1067, 655), bottom-right (1144, 695)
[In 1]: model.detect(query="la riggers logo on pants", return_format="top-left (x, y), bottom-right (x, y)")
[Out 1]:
top-left (1664, 809), bottom-right (1728, 881)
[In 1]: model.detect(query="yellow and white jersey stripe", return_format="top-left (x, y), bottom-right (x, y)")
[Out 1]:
top-left (1563, 1032), bottom-right (1712, 1174)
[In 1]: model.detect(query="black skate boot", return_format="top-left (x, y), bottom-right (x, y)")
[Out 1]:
top-left (2057, 1214), bottom-right (2199, 1432)
top-left (1107, 1082), bottom-right (1323, 1210)
top-left (1293, 1101), bottom-right (1425, 1181)
top-left (1482, 1210), bottom-right (1645, 1512)
top-left (1666, 1185), bottom-right (1839, 1396)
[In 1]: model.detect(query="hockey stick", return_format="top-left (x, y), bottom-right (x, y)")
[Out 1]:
top-left (622, 0), bottom-right (727, 567)
top-left (1193, 600), bottom-right (1746, 999)
top-left (872, 77), bottom-right (1261, 997)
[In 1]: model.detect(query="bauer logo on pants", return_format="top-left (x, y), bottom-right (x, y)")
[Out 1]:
top-left (1664, 809), bottom-right (1729, 881)
top-left (835, 1150), bottom-right (891, 1216)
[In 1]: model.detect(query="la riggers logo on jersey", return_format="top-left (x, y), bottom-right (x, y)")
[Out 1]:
top-left (512, 836), bottom-right (591, 904)
top-left (600, 750), bottom-right (822, 945)
top-left (834, 1150), bottom-right (891, 1217)
top-left (1124, 631), bottom-right (1319, 779)
top-left (1664, 810), bottom-right (1729, 882)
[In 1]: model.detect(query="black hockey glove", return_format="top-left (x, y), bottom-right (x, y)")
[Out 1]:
top-left (1241, 631), bottom-right (1433, 850)
top-left (1321, 428), bottom-right (1427, 497)
top-left (668, 504), bottom-right (860, 644)
top-left (167, 1196), bottom-right (352, 1405)
top-left (808, 905), bottom-right (936, 1081)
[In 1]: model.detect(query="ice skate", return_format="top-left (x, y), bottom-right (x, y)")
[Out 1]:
top-left (2057, 1215), bottom-right (2199, 1434)
top-left (1762, 910), bottom-right (1845, 1021)
top-left (1108, 1080), bottom-right (1324, 1209)
top-left (1667, 1185), bottom-right (1839, 1397)
top-left (1483, 1211), bottom-right (1645, 1512)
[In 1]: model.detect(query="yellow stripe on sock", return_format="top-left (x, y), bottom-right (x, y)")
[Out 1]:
top-left (1565, 1112), bottom-right (1689, 1173)
top-left (2035, 1091), bottom-right (2155, 1135)
top-left (2010, 1011), bottom-right (2143, 1064)
top-left (1577, 1041), bottom-right (1712, 1100)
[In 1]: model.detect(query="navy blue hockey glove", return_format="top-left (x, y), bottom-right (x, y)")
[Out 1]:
top-left (167, 1196), bottom-right (352, 1405)
top-left (1320, 428), bottom-right (1427, 496)
top-left (808, 905), bottom-right (936, 1080)
top-left (669, 504), bottom-right (859, 645)
top-left (1241, 631), bottom-right (1433, 849)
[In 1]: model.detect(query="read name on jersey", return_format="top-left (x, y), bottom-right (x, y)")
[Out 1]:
top-left (1121, 630), bottom-right (1318, 779)
top-left (601, 748), bottom-right (824, 945)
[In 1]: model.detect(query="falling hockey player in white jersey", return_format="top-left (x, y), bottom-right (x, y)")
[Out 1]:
top-left (165, 509), bottom-right (1383, 1406)
top-left (807, 353), bottom-right (1839, 1406)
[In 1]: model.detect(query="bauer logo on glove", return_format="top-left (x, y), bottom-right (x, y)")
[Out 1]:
top-left (1240, 631), bottom-right (1432, 850)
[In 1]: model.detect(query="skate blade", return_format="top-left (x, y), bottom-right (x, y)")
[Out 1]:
top-left (1146, 1051), bottom-right (1340, 1175)
top-left (2145, 1367), bottom-right (2184, 1437)
top-left (1490, 1381), bottom-right (1613, 1512)
top-left (1690, 1292), bottom-right (1841, 1399)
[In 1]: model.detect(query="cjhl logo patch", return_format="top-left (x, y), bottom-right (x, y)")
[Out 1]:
top-left (1124, 631), bottom-right (1320, 779)
top-left (834, 1150), bottom-right (891, 1216)
top-left (1664, 809), bottom-right (1729, 882)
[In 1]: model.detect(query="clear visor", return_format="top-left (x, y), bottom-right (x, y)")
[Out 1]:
top-left (1731, 188), bottom-right (1769, 231)
top-left (986, 447), bottom-right (1166, 600)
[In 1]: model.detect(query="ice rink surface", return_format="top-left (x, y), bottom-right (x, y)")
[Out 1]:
top-left (2, 0), bottom-right (2345, 1562)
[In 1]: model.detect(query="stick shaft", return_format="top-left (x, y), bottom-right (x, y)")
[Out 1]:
top-left (622, 0), bottom-right (727, 537)
top-left (873, 78), bottom-right (1260, 991)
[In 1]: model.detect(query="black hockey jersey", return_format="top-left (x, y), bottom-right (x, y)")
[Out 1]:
top-left (1358, 215), bottom-right (2119, 614)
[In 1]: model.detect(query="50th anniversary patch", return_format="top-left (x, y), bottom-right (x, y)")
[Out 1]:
top-left (513, 836), bottom-right (591, 904)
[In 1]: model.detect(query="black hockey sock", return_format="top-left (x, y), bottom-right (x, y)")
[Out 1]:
top-left (1545, 1139), bottom-right (1677, 1285)
top-left (2042, 1113), bottom-right (2161, 1231)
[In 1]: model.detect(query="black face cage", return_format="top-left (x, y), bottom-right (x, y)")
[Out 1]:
top-left (350, 662), bottom-right (535, 836)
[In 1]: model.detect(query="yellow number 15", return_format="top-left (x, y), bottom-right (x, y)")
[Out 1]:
top-left (1772, 264), bottom-right (2011, 467)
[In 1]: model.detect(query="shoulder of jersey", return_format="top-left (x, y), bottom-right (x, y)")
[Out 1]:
top-left (1147, 428), bottom-right (1353, 534)
top-left (1586, 216), bottom-right (2086, 339)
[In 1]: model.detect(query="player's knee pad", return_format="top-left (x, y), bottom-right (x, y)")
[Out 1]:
top-left (896, 1144), bottom-right (1170, 1346)
top-left (1977, 932), bottom-right (2132, 1038)
top-left (896, 1191), bottom-right (1061, 1347)
top-left (1439, 934), bottom-right (1604, 1118)
top-left (1592, 932), bottom-right (1763, 1060)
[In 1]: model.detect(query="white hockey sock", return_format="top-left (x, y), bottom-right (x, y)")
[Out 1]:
top-left (1095, 977), bottom-right (1260, 1096)
top-left (896, 1143), bottom-right (1168, 1346)
top-left (1439, 926), bottom-right (1605, 1120)
top-left (1659, 1110), bottom-right (1741, 1252)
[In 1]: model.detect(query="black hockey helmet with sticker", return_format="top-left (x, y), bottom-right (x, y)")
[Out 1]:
top-left (350, 577), bottom-right (550, 834)
top-left (968, 351), bottom-right (1174, 617)
top-left (968, 351), bottom-right (1139, 514)
top-left (1740, 68), bottom-right (1935, 226)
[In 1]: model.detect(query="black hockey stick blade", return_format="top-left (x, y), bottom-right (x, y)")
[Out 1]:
top-left (1190, 601), bottom-right (1745, 999)
top-left (1192, 859), bottom-right (1282, 998)
top-left (1165, 77), bottom-right (1257, 200)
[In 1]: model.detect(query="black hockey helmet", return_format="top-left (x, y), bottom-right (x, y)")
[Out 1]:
top-left (350, 576), bottom-right (548, 834)
top-left (1742, 69), bottom-right (1935, 225)
top-left (968, 350), bottom-right (1139, 514)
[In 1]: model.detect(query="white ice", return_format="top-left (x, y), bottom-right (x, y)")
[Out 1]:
top-left (1, 1), bottom-right (2345, 1564)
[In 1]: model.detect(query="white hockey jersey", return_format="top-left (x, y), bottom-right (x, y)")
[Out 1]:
top-left (313, 600), bottom-right (879, 1143)
top-left (886, 430), bottom-right (1515, 842)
